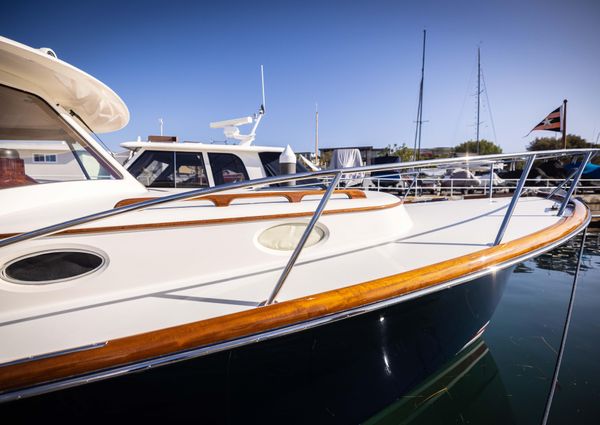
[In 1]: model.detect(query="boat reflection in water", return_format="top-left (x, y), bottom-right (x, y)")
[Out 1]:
top-left (515, 236), bottom-right (600, 276)
top-left (365, 338), bottom-right (515, 425)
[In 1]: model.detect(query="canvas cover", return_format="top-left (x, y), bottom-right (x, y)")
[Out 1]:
top-left (329, 148), bottom-right (364, 187)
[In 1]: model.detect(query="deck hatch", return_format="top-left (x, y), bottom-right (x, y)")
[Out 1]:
top-left (258, 223), bottom-right (326, 251)
top-left (2, 250), bottom-right (105, 284)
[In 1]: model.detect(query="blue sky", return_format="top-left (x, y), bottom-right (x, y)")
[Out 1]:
top-left (2, 0), bottom-right (599, 153)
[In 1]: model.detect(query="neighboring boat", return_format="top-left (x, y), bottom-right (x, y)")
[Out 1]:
top-left (120, 137), bottom-right (317, 191)
top-left (119, 67), bottom-right (318, 192)
top-left (0, 35), bottom-right (596, 422)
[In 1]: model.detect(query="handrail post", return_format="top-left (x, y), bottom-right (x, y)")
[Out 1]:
top-left (557, 152), bottom-right (593, 216)
top-left (402, 173), bottom-right (418, 202)
top-left (265, 172), bottom-right (343, 305)
top-left (546, 168), bottom-right (578, 200)
top-left (494, 154), bottom-right (536, 246)
top-left (489, 162), bottom-right (494, 202)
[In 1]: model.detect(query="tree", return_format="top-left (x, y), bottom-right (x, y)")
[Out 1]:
top-left (454, 139), bottom-right (502, 155)
top-left (527, 134), bottom-right (590, 151)
top-left (380, 143), bottom-right (413, 162)
top-left (527, 134), bottom-right (599, 165)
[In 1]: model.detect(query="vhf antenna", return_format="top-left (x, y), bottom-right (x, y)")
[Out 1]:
top-left (260, 64), bottom-right (266, 113)
top-left (250, 65), bottom-right (266, 136)
top-left (209, 65), bottom-right (266, 145)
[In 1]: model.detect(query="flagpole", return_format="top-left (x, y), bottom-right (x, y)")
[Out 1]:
top-left (562, 99), bottom-right (568, 149)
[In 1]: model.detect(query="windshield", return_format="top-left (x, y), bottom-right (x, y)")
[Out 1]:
top-left (127, 150), bottom-right (209, 188)
top-left (0, 84), bottom-right (120, 190)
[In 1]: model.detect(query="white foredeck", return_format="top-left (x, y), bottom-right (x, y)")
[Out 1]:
top-left (0, 196), bottom-right (567, 364)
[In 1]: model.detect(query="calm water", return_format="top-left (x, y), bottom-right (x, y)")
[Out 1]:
top-left (369, 229), bottom-right (600, 424)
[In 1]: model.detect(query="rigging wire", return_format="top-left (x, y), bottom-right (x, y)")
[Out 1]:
top-left (452, 62), bottom-right (476, 146)
top-left (481, 69), bottom-right (498, 145)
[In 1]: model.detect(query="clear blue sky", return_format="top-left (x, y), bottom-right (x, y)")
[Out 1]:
top-left (2, 0), bottom-right (599, 153)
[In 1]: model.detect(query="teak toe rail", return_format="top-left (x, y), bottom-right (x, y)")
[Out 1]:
top-left (113, 189), bottom-right (366, 208)
top-left (0, 199), bottom-right (589, 396)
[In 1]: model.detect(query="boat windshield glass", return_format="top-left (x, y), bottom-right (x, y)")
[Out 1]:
top-left (0, 84), bottom-right (120, 190)
top-left (208, 153), bottom-right (249, 186)
top-left (127, 150), bottom-right (209, 188)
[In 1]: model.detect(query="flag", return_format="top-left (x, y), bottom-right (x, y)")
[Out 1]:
top-left (529, 106), bottom-right (562, 134)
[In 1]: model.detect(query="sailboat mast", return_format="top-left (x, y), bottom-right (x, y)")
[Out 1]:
top-left (413, 29), bottom-right (426, 161)
top-left (476, 47), bottom-right (481, 155)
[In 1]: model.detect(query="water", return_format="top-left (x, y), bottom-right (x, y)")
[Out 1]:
top-left (487, 230), bottom-right (600, 424)
top-left (371, 230), bottom-right (600, 424)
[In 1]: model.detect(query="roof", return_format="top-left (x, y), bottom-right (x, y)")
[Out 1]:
top-left (0, 36), bottom-right (129, 133)
top-left (120, 141), bottom-right (285, 154)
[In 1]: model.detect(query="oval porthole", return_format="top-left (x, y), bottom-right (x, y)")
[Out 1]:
top-left (258, 223), bottom-right (326, 251)
top-left (2, 250), bottom-right (105, 285)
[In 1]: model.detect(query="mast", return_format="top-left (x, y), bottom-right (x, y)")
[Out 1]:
top-left (413, 29), bottom-right (426, 161)
top-left (315, 103), bottom-right (319, 165)
top-left (476, 47), bottom-right (481, 155)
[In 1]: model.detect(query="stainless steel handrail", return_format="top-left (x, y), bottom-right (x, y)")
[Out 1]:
top-left (1, 148), bottom-right (597, 310)
top-left (0, 170), bottom-right (338, 249)
top-left (493, 155), bottom-right (537, 246)
top-left (545, 168), bottom-right (579, 199)
top-left (266, 172), bottom-right (342, 305)
top-left (557, 152), bottom-right (593, 216)
top-left (1, 148), bottom-right (597, 252)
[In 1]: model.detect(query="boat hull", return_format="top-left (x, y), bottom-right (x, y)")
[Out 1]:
top-left (2, 266), bottom-right (511, 423)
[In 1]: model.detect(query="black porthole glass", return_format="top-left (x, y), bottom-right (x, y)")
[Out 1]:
top-left (3, 251), bottom-right (104, 284)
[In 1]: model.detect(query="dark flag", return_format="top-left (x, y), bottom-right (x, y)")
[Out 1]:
top-left (529, 106), bottom-right (562, 134)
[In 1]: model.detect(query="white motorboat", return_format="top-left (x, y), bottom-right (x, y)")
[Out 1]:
top-left (0, 36), bottom-right (595, 422)
top-left (120, 138), bottom-right (313, 190)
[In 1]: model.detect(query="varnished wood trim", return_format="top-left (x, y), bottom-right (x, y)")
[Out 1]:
top-left (0, 200), bottom-right (588, 394)
top-left (0, 199), bottom-right (396, 239)
top-left (113, 189), bottom-right (366, 208)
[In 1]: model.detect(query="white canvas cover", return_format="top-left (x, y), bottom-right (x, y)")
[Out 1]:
top-left (478, 172), bottom-right (505, 187)
top-left (329, 148), bottom-right (364, 187)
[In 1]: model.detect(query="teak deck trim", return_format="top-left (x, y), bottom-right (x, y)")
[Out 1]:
top-left (114, 189), bottom-right (366, 208)
top-left (0, 196), bottom-right (395, 239)
top-left (0, 200), bottom-right (589, 395)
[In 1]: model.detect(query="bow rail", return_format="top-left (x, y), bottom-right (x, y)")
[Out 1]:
top-left (0, 148), bottom-right (597, 304)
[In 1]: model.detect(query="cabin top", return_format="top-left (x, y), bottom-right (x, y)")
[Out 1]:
top-left (0, 36), bottom-right (129, 133)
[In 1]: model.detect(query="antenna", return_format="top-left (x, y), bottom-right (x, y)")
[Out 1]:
top-left (159, 118), bottom-right (164, 136)
top-left (209, 65), bottom-right (267, 146)
top-left (260, 64), bottom-right (266, 113)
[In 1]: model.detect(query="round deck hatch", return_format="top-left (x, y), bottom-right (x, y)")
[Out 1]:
top-left (2, 250), bottom-right (105, 284)
top-left (258, 223), bottom-right (326, 251)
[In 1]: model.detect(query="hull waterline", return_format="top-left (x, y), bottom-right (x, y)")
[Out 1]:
top-left (2, 267), bottom-right (511, 423)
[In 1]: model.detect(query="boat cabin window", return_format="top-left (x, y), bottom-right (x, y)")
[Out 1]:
top-left (0, 85), bottom-right (120, 189)
top-left (127, 150), bottom-right (208, 188)
top-left (208, 153), bottom-right (249, 186)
